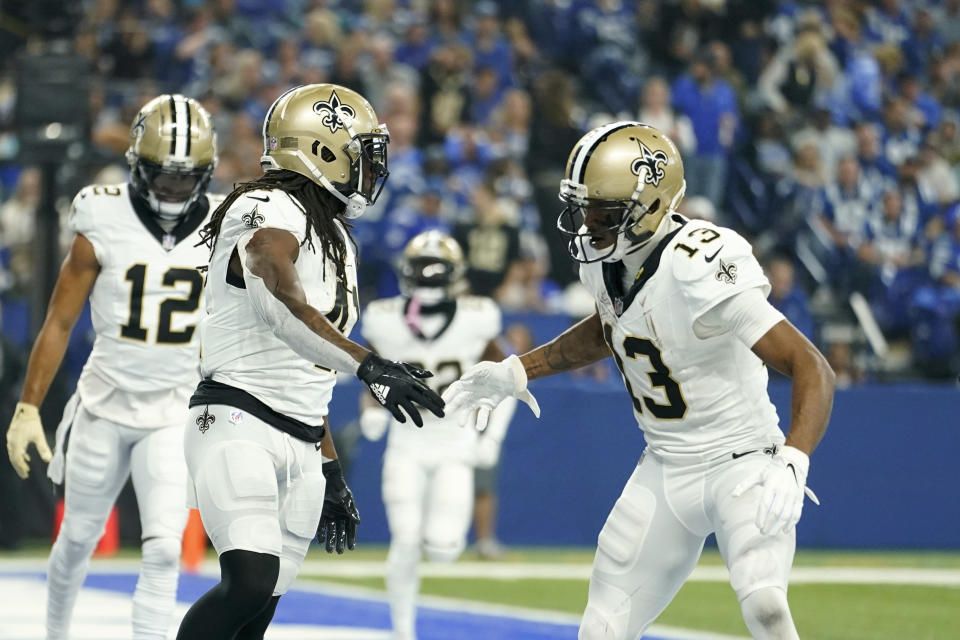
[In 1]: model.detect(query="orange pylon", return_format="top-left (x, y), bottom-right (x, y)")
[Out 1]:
top-left (181, 509), bottom-right (207, 572)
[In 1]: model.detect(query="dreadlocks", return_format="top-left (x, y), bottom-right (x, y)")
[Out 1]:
top-left (198, 170), bottom-right (356, 281)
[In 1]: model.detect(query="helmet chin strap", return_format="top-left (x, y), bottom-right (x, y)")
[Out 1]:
top-left (152, 196), bottom-right (190, 219)
top-left (263, 150), bottom-right (368, 219)
top-left (614, 173), bottom-right (688, 261)
top-left (410, 286), bottom-right (447, 306)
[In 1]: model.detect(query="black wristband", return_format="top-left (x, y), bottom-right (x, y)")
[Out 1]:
top-left (322, 459), bottom-right (347, 493)
top-left (356, 353), bottom-right (385, 384)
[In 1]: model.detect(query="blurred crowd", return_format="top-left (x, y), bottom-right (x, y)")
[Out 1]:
top-left (1, 0), bottom-right (959, 382)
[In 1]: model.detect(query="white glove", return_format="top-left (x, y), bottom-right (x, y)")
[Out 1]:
top-left (441, 355), bottom-right (540, 432)
top-left (474, 435), bottom-right (502, 469)
top-left (732, 445), bottom-right (819, 535)
top-left (6, 402), bottom-right (53, 479)
top-left (358, 406), bottom-right (391, 441)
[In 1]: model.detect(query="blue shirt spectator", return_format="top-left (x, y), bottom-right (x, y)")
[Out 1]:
top-left (394, 15), bottom-right (434, 71)
top-left (821, 155), bottom-right (878, 239)
top-left (767, 256), bottom-right (816, 341)
top-left (671, 60), bottom-right (739, 156)
top-left (465, 2), bottom-right (514, 89)
top-left (903, 8), bottom-right (945, 76)
top-left (854, 122), bottom-right (897, 192)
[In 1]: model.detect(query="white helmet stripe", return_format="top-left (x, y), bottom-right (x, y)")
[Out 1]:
top-left (570, 120), bottom-right (641, 185)
top-left (172, 94), bottom-right (189, 158)
top-left (263, 86), bottom-right (298, 142)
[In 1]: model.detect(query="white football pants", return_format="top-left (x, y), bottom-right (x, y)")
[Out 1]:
top-left (183, 403), bottom-right (327, 596)
top-left (579, 450), bottom-right (797, 640)
top-left (47, 403), bottom-right (188, 640)
top-left (383, 452), bottom-right (474, 640)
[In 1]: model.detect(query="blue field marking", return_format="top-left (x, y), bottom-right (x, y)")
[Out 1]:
top-left (0, 569), bottom-right (692, 640)
top-left (89, 572), bottom-right (584, 639)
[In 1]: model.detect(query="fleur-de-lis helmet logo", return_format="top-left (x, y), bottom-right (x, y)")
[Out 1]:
top-left (630, 141), bottom-right (669, 187)
top-left (313, 90), bottom-right (356, 134)
top-left (131, 112), bottom-right (148, 141)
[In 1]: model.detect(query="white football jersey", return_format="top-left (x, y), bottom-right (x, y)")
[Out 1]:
top-left (580, 215), bottom-right (784, 462)
top-left (361, 295), bottom-right (500, 461)
top-left (69, 182), bottom-right (219, 428)
top-left (199, 189), bottom-right (359, 425)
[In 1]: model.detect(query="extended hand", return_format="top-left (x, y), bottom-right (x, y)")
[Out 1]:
top-left (356, 353), bottom-right (444, 428)
top-left (318, 460), bottom-right (361, 554)
top-left (6, 403), bottom-right (53, 479)
top-left (442, 355), bottom-right (540, 431)
top-left (732, 445), bottom-right (819, 535)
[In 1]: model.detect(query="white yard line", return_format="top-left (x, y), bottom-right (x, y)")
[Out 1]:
top-left (294, 560), bottom-right (960, 586)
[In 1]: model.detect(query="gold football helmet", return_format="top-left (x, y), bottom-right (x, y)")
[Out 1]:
top-left (399, 230), bottom-right (467, 302)
top-left (260, 84), bottom-right (389, 219)
top-left (126, 94), bottom-right (217, 218)
top-left (557, 121), bottom-right (685, 263)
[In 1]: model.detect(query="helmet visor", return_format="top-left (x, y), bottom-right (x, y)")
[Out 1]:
top-left (557, 197), bottom-right (632, 263)
top-left (138, 160), bottom-right (211, 203)
top-left (350, 132), bottom-right (389, 204)
top-left (403, 257), bottom-right (457, 289)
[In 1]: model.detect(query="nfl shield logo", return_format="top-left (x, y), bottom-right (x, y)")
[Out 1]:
top-left (614, 298), bottom-right (624, 316)
top-left (229, 410), bottom-right (244, 425)
top-left (162, 234), bottom-right (176, 251)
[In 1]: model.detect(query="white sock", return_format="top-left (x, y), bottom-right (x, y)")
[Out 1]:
top-left (131, 538), bottom-right (182, 640)
top-left (385, 541), bottom-right (421, 640)
top-left (46, 536), bottom-right (97, 640)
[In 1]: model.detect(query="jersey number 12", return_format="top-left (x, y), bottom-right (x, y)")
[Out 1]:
top-left (120, 264), bottom-right (203, 344)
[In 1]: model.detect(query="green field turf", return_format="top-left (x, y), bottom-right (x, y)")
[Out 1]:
top-left (4, 544), bottom-right (959, 638)
top-left (312, 575), bottom-right (960, 640)
top-left (299, 547), bottom-right (960, 640)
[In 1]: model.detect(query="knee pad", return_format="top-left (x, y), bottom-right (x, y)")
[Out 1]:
top-left (141, 537), bottom-right (181, 570)
top-left (273, 555), bottom-right (298, 596)
top-left (594, 487), bottom-right (655, 577)
top-left (60, 512), bottom-right (107, 545)
top-left (423, 538), bottom-right (464, 564)
top-left (741, 587), bottom-right (793, 636)
top-left (579, 604), bottom-right (621, 640)
top-left (387, 542), bottom-right (421, 572)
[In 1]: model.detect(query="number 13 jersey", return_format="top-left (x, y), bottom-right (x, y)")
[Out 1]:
top-left (580, 215), bottom-right (785, 462)
top-left (69, 183), bottom-right (219, 428)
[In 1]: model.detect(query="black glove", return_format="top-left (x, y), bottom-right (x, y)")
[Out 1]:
top-left (356, 353), bottom-right (445, 428)
top-left (318, 459), bottom-right (360, 554)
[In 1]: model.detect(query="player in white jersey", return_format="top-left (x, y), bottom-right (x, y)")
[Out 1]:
top-left (443, 122), bottom-right (836, 639)
top-left (359, 230), bottom-right (516, 640)
top-left (175, 84), bottom-right (444, 640)
top-left (4, 94), bottom-right (220, 640)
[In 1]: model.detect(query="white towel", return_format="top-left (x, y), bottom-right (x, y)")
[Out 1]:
top-left (47, 392), bottom-right (81, 484)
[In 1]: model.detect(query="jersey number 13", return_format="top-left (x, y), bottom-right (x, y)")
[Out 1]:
top-left (603, 323), bottom-right (687, 420)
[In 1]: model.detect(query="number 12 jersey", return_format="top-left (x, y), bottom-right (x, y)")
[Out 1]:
top-left (69, 182), bottom-right (219, 428)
